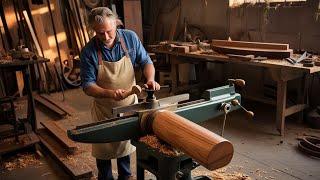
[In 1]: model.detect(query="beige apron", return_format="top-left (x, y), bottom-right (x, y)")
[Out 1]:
top-left (91, 37), bottom-right (136, 160)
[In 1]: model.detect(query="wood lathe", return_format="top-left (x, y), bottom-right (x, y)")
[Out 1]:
top-left (67, 79), bottom-right (253, 180)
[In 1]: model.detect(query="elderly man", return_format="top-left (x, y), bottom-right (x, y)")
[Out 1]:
top-left (80, 7), bottom-right (160, 180)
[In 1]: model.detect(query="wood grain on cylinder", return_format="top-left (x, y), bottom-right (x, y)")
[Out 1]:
top-left (152, 110), bottom-right (234, 170)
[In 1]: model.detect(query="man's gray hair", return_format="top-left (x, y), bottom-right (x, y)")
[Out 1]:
top-left (88, 7), bottom-right (118, 27)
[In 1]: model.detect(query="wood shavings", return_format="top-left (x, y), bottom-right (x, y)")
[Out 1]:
top-left (192, 168), bottom-right (251, 180)
top-left (1, 153), bottom-right (42, 171)
top-left (211, 171), bottom-right (251, 180)
top-left (139, 135), bottom-right (182, 157)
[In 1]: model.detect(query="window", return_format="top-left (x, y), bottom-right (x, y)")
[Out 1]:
top-left (229, 0), bottom-right (307, 7)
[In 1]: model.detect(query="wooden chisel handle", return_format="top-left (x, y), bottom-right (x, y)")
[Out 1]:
top-left (121, 85), bottom-right (142, 99)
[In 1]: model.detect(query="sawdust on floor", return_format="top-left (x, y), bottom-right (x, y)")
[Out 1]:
top-left (1, 152), bottom-right (42, 171)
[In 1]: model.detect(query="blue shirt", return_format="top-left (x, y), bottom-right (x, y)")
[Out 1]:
top-left (80, 29), bottom-right (152, 88)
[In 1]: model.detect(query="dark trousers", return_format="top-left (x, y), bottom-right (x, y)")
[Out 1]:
top-left (96, 155), bottom-right (131, 180)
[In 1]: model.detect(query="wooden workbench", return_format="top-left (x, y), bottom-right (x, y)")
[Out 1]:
top-left (151, 49), bottom-right (320, 136)
top-left (0, 58), bottom-right (49, 132)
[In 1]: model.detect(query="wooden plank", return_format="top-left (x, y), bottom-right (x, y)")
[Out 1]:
top-left (170, 44), bottom-right (189, 53)
top-left (2, 0), bottom-right (19, 48)
top-left (48, 0), bottom-right (70, 67)
top-left (28, 0), bottom-right (60, 89)
top-left (0, 30), bottom-right (4, 50)
top-left (211, 45), bottom-right (293, 59)
top-left (276, 80), bottom-right (287, 136)
top-left (75, 0), bottom-right (89, 43)
top-left (38, 129), bottom-right (93, 179)
top-left (22, 10), bottom-right (48, 92)
top-left (15, 71), bottom-right (24, 97)
top-left (0, 16), bottom-right (9, 51)
top-left (168, 2), bottom-right (180, 41)
top-left (285, 104), bottom-right (308, 117)
top-left (40, 121), bottom-right (77, 154)
top-left (34, 94), bottom-right (67, 117)
top-left (212, 40), bottom-right (289, 50)
top-left (0, 132), bottom-right (39, 155)
top-left (39, 94), bottom-right (76, 116)
top-left (65, 10), bottom-right (82, 53)
top-left (123, 0), bottom-right (143, 42)
top-left (68, 0), bottom-right (85, 47)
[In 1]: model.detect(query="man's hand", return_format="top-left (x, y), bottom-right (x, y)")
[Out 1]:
top-left (144, 80), bottom-right (160, 91)
top-left (113, 89), bottom-right (126, 101)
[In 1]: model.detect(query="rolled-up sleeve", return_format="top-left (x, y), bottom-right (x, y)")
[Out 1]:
top-left (80, 49), bottom-right (97, 89)
top-left (133, 32), bottom-right (153, 67)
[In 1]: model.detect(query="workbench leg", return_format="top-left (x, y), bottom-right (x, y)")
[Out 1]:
top-left (23, 65), bottom-right (37, 132)
top-left (297, 75), bottom-right (309, 123)
top-left (137, 164), bottom-right (145, 180)
top-left (276, 80), bottom-right (287, 136)
top-left (170, 55), bottom-right (179, 94)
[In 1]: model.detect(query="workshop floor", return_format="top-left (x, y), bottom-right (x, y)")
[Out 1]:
top-left (1, 88), bottom-right (319, 180)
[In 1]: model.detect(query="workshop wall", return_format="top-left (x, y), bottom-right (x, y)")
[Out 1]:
top-left (143, 0), bottom-right (320, 106)
top-left (143, 0), bottom-right (320, 52)
top-left (229, 0), bottom-right (320, 53)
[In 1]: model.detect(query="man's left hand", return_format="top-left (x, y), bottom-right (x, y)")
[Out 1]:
top-left (144, 80), bottom-right (160, 91)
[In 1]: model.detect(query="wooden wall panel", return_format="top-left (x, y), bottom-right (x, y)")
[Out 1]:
top-left (123, 0), bottom-right (143, 42)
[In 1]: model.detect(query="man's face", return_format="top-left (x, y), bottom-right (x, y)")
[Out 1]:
top-left (93, 18), bottom-right (117, 48)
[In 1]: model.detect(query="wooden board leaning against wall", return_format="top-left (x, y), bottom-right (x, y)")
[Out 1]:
top-left (27, 0), bottom-right (70, 91)
top-left (2, 0), bottom-right (24, 97)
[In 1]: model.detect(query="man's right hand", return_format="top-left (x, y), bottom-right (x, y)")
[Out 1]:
top-left (113, 89), bottom-right (126, 101)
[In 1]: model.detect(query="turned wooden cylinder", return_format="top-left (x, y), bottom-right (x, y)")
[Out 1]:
top-left (151, 110), bottom-right (234, 170)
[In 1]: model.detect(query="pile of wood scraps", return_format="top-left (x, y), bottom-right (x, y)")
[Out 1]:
top-left (148, 41), bottom-right (211, 54)
top-left (1, 152), bottom-right (42, 171)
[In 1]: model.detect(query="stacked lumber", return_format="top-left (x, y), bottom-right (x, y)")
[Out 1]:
top-left (66, 0), bottom-right (90, 51)
top-left (38, 127), bottom-right (93, 179)
top-left (40, 121), bottom-right (77, 154)
top-left (34, 94), bottom-right (76, 117)
top-left (211, 40), bottom-right (293, 59)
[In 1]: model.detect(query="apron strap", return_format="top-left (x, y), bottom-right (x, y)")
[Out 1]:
top-left (95, 38), bottom-right (103, 65)
top-left (119, 37), bottom-right (129, 58)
